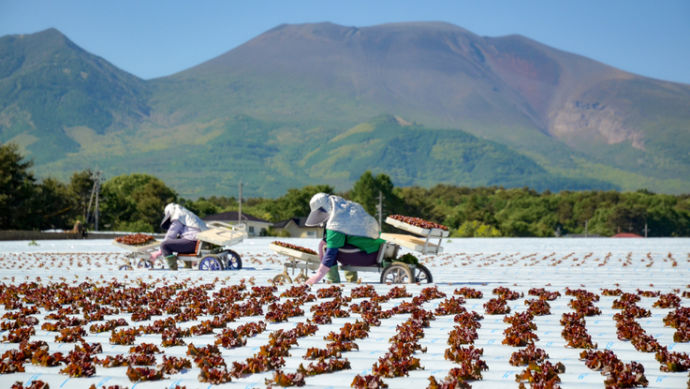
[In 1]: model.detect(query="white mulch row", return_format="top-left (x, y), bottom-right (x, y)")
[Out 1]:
top-left (0, 237), bottom-right (688, 388)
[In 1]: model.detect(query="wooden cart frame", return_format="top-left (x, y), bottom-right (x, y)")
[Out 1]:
top-left (117, 221), bottom-right (247, 271)
top-left (270, 216), bottom-right (445, 284)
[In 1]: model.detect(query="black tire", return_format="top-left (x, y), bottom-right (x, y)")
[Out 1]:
top-left (220, 250), bottom-right (242, 270)
top-left (414, 264), bottom-right (433, 283)
top-left (198, 255), bottom-right (223, 271)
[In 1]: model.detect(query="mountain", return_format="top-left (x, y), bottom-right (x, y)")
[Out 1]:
top-left (0, 28), bottom-right (151, 163)
top-left (1, 24), bottom-right (689, 197)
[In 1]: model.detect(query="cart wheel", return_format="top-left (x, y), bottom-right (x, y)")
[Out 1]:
top-left (273, 273), bottom-right (292, 284)
top-left (413, 264), bottom-right (433, 283)
top-left (152, 258), bottom-right (165, 270)
top-left (294, 273), bottom-right (309, 283)
top-left (119, 265), bottom-right (133, 271)
top-left (137, 259), bottom-right (153, 269)
top-left (199, 256), bottom-right (223, 271)
top-left (219, 250), bottom-right (242, 270)
top-left (380, 262), bottom-right (414, 284)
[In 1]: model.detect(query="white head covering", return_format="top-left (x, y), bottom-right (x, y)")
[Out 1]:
top-left (305, 193), bottom-right (380, 239)
top-left (162, 203), bottom-right (208, 231)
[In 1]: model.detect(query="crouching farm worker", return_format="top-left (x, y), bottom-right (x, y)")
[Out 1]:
top-left (304, 193), bottom-right (385, 286)
top-left (150, 203), bottom-right (208, 270)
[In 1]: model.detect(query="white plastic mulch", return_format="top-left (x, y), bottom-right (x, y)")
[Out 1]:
top-left (0, 237), bottom-right (688, 388)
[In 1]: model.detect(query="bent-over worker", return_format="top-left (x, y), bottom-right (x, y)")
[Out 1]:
top-left (150, 203), bottom-right (208, 270)
top-left (304, 193), bottom-right (385, 286)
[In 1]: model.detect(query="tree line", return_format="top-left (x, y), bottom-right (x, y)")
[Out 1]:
top-left (2, 142), bottom-right (689, 237)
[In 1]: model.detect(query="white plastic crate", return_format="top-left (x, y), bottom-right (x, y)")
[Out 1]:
top-left (269, 242), bottom-right (320, 263)
top-left (385, 216), bottom-right (449, 238)
top-left (196, 221), bottom-right (247, 247)
top-left (380, 233), bottom-right (443, 254)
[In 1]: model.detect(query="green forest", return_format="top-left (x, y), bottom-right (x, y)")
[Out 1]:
top-left (2, 142), bottom-right (689, 237)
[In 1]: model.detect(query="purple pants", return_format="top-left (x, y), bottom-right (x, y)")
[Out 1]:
top-left (318, 240), bottom-right (378, 267)
top-left (160, 238), bottom-right (198, 256)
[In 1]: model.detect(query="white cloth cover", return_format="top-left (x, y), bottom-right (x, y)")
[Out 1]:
top-left (311, 194), bottom-right (380, 239)
top-left (163, 203), bottom-right (208, 231)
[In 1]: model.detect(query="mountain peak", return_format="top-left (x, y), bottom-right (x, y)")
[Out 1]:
top-left (1, 22), bottom-right (689, 195)
top-left (12, 27), bottom-right (69, 46)
top-left (256, 21), bottom-right (478, 45)
top-left (0, 26), bottom-right (150, 159)
top-left (31, 27), bottom-right (64, 37)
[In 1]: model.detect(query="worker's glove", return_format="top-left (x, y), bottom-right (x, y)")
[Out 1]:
top-left (305, 264), bottom-right (329, 286)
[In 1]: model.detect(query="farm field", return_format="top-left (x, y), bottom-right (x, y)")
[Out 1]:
top-left (0, 237), bottom-right (689, 388)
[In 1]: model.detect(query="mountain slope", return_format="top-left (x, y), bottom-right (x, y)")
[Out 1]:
top-left (152, 22), bottom-right (690, 187)
top-left (483, 34), bottom-right (690, 178)
top-left (1, 24), bottom-right (689, 196)
top-left (299, 115), bottom-right (615, 191)
top-left (44, 113), bottom-right (615, 197)
top-left (0, 29), bottom-right (150, 163)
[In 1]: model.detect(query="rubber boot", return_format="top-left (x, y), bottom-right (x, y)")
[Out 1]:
top-left (344, 271), bottom-right (358, 283)
top-left (326, 266), bottom-right (340, 283)
top-left (165, 255), bottom-right (178, 271)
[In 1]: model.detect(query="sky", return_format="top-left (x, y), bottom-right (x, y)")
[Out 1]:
top-left (1, 0), bottom-right (689, 84)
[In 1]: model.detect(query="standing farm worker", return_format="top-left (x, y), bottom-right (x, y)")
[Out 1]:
top-left (150, 203), bottom-right (208, 270)
top-left (304, 193), bottom-right (385, 286)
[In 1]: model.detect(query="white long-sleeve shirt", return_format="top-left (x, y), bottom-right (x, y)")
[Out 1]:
top-left (164, 219), bottom-right (201, 241)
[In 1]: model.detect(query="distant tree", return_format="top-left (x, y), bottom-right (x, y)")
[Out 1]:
top-left (389, 184), bottom-right (690, 237)
top-left (31, 178), bottom-right (77, 230)
top-left (101, 173), bottom-right (177, 232)
top-left (69, 169), bottom-right (97, 222)
top-left (607, 203), bottom-right (647, 235)
top-left (205, 195), bottom-right (237, 210)
top-left (181, 198), bottom-right (220, 218)
top-left (349, 171), bottom-right (382, 215)
top-left (394, 186), bottom-right (435, 220)
top-left (454, 220), bottom-right (501, 237)
top-left (266, 184), bottom-right (335, 222)
top-left (348, 171), bottom-right (404, 223)
top-left (0, 143), bottom-right (36, 229)
top-left (645, 195), bottom-right (684, 237)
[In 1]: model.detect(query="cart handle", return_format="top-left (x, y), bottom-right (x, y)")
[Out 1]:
top-left (206, 221), bottom-right (247, 231)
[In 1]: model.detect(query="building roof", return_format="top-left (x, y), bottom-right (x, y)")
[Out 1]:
top-left (203, 211), bottom-right (269, 223)
top-left (612, 232), bottom-right (643, 238)
top-left (272, 217), bottom-right (316, 229)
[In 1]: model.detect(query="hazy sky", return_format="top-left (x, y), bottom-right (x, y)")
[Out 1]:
top-left (1, 0), bottom-right (689, 83)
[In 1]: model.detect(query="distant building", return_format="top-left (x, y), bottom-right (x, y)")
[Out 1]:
top-left (272, 217), bottom-right (323, 238)
top-left (202, 211), bottom-right (271, 237)
top-left (612, 232), bottom-right (643, 238)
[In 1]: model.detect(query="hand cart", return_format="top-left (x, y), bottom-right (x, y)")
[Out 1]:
top-left (115, 221), bottom-right (247, 271)
top-left (114, 238), bottom-right (161, 271)
top-left (269, 215), bottom-right (446, 284)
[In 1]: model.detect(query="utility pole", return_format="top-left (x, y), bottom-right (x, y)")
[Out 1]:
top-left (585, 220), bottom-right (588, 238)
top-left (238, 181), bottom-right (243, 225)
top-left (644, 223), bottom-right (649, 238)
top-left (85, 171), bottom-right (101, 231)
top-left (376, 191), bottom-right (383, 227)
top-left (94, 179), bottom-right (99, 231)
